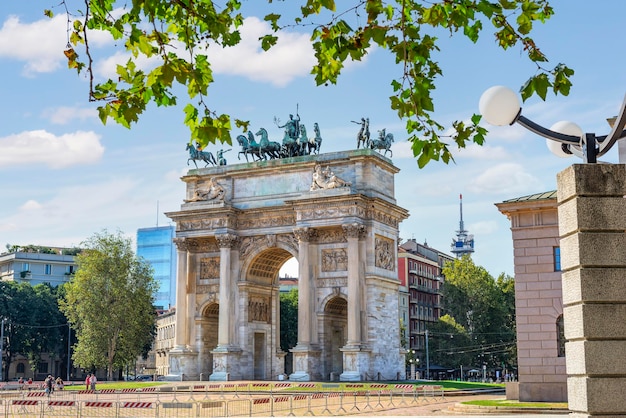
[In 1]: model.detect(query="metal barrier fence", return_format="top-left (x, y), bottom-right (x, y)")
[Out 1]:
top-left (0, 383), bottom-right (445, 417)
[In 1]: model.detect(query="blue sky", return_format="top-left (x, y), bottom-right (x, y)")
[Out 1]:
top-left (0, 1), bottom-right (624, 278)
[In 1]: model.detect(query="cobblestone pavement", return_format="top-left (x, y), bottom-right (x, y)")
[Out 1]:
top-left (348, 393), bottom-right (501, 416)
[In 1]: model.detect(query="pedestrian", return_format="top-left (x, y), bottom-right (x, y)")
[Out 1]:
top-left (85, 373), bottom-right (91, 391)
top-left (90, 373), bottom-right (97, 391)
top-left (45, 375), bottom-right (53, 397)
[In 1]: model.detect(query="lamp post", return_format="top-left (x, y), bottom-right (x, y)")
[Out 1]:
top-left (479, 86), bottom-right (626, 163)
top-left (0, 318), bottom-right (5, 382)
top-left (480, 86), bottom-right (626, 414)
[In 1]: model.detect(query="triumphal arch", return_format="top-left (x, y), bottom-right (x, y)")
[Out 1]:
top-left (166, 149), bottom-right (408, 381)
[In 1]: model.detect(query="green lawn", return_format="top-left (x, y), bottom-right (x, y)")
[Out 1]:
top-left (63, 381), bottom-right (167, 391)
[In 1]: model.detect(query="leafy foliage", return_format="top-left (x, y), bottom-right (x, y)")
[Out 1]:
top-left (439, 256), bottom-right (516, 371)
top-left (279, 288), bottom-right (298, 352)
top-left (0, 282), bottom-right (69, 381)
top-left (51, 0), bottom-right (572, 167)
top-left (59, 230), bottom-right (157, 381)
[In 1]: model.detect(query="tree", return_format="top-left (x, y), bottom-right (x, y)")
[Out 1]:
top-left (428, 314), bottom-right (473, 368)
top-left (0, 282), bottom-right (68, 381)
top-left (59, 230), bottom-right (157, 381)
top-left (279, 288), bottom-right (298, 352)
top-left (441, 255), bottom-right (516, 371)
top-left (50, 1), bottom-right (572, 167)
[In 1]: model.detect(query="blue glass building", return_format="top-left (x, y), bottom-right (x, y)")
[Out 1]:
top-left (136, 226), bottom-right (177, 310)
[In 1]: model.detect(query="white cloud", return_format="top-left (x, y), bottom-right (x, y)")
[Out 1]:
top-left (20, 200), bottom-right (43, 211)
top-left (0, 13), bottom-right (113, 76)
top-left (0, 130), bottom-right (104, 169)
top-left (468, 220), bottom-right (499, 235)
top-left (390, 141), bottom-right (414, 159)
top-left (0, 15), bottom-right (67, 75)
top-left (452, 143), bottom-right (511, 161)
top-left (208, 17), bottom-right (315, 87)
top-left (42, 106), bottom-right (99, 125)
top-left (467, 162), bottom-right (543, 195)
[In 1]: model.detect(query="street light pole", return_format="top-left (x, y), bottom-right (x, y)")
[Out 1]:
top-left (0, 319), bottom-right (4, 382)
top-left (479, 86), bottom-right (626, 163)
top-left (425, 329), bottom-right (430, 380)
top-left (66, 325), bottom-right (71, 382)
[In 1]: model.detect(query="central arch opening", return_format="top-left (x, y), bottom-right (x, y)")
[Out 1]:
top-left (245, 249), bottom-right (299, 379)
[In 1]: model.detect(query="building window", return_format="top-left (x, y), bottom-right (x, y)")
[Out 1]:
top-left (44, 264), bottom-right (52, 275)
top-left (16, 363), bottom-right (25, 374)
top-left (557, 315), bottom-right (565, 357)
top-left (37, 362), bottom-right (48, 374)
top-left (66, 265), bottom-right (75, 275)
top-left (554, 247), bottom-right (561, 271)
top-left (22, 262), bottom-right (30, 272)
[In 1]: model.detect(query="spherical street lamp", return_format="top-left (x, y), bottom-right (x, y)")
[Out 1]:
top-left (479, 86), bottom-right (626, 163)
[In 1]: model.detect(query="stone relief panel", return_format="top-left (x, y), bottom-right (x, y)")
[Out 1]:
top-left (318, 277), bottom-right (348, 288)
top-left (188, 239), bottom-right (219, 253)
top-left (321, 248), bottom-right (348, 272)
top-left (368, 208), bottom-right (399, 228)
top-left (374, 235), bottom-right (395, 271)
top-left (237, 215), bottom-right (295, 230)
top-left (316, 229), bottom-right (347, 244)
top-left (199, 257), bottom-right (220, 280)
top-left (186, 177), bottom-right (226, 202)
top-left (178, 217), bottom-right (234, 232)
top-left (298, 204), bottom-right (366, 221)
top-left (248, 295), bottom-right (270, 323)
top-left (196, 285), bottom-right (219, 295)
top-left (277, 233), bottom-right (298, 253)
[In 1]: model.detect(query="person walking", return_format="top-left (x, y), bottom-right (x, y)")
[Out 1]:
top-left (85, 374), bottom-right (91, 391)
top-left (45, 375), bottom-right (53, 397)
top-left (90, 373), bottom-right (97, 391)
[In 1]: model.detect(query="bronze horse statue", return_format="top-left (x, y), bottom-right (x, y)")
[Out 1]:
top-left (186, 143), bottom-right (217, 168)
top-left (370, 129), bottom-right (394, 157)
top-left (255, 128), bottom-right (282, 159)
top-left (236, 131), bottom-right (264, 162)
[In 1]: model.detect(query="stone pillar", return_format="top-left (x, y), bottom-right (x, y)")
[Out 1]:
top-left (169, 238), bottom-right (199, 380)
top-left (557, 164), bottom-right (626, 418)
top-left (172, 238), bottom-right (188, 349)
top-left (340, 223), bottom-right (367, 381)
top-left (210, 233), bottom-right (240, 381)
top-left (290, 227), bottom-right (317, 381)
top-left (343, 223), bottom-right (363, 348)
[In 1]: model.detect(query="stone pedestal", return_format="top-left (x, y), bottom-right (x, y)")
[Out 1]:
top-left (557, 164), bottom-right (626, 417)
top-left (209, 348), bottom-right (241, 381)
top-left (289, 348), bottom-right (320, 381)
top-left (339, 349), bottom-right (370, 381)
top-left (168, 348), bottom-right (199, 381)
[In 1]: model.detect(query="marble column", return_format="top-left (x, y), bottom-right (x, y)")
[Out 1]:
top-left (557, 164), bottom-right (626, 418)
top-left (343, 223), bottom-right (364, 348)
top-left (289, 227), bottom-right (318, 381)
top-left (210, 233), bottom-right (240, 381)
top-left (340, 223), bottom-right (367, 381)
top-left (172, 238), bottom-right (188, 349)
top-left (169, 237), bottom-right (198, 380)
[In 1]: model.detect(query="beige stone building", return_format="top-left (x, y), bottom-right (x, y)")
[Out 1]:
top-left (496, 191), bottom-right (566, 402)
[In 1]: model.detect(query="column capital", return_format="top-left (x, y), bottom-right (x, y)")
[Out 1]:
top-left (342, 223), bottom-right (366, 239)
top-left (293, 227), bottom-right (316, 243)
top-left (173, 237), bottom-right (188, 251)
top-left (216, 233), bottom-right (239, 249)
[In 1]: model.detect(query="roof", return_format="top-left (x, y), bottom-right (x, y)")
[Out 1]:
top-left (500, 190), bottom-right (557, 203)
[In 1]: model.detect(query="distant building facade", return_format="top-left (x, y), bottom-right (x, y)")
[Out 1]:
top-left (0, 247), bottom-right (77, 286)
top-left (496, 191), bottom-right (566, 402)
top-left (398, 239), bottom-right (453, 353)
top-left (136, 226), bottom-right (177, 310)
